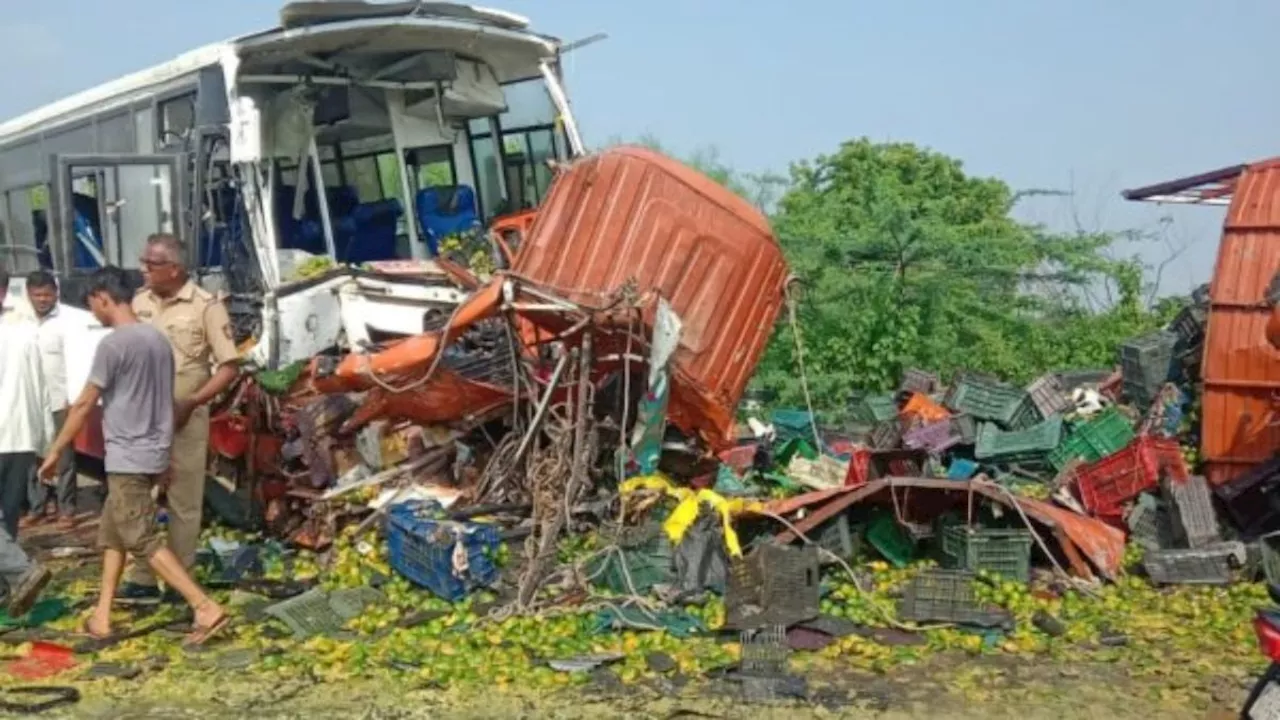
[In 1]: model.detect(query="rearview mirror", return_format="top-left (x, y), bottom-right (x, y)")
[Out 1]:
top-left (195, 67), bottom-right (231, 127)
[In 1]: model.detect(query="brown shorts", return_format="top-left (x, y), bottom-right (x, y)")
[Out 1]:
top-left (99, 473), bottom-right (164, 558)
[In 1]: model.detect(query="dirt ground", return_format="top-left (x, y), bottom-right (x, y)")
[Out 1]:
top-left (6, 479), bottom-right (1252, 719)
top-left (12, 650), bottom-right (1251, 719)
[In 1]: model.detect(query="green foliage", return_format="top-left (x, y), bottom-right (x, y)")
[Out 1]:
top-left (617, 136), bottom-right (1179, 417)
top-left (728, 138), bottom-right (1176, 415)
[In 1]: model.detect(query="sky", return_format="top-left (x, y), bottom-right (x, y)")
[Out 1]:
top-left (3, 0), bottom-right (1278, 294)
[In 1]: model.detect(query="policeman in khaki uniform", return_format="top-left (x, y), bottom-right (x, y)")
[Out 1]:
top-left (117, 234), bottom-right (240, 605)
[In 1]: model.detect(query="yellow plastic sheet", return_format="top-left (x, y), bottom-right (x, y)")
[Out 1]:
top-left (619, 475), bottom-right (762, 558)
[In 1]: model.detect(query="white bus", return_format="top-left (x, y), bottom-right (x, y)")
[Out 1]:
top-left (0, 1), bottom-right (582, 375)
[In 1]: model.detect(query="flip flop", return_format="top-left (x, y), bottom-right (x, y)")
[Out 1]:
top-left (78, 618), bottom-right (111, 641)
top-left (182, 614), bottom-right (231, 649)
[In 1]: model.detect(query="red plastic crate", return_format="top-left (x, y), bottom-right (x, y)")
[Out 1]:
top-left (718, 444), bottom-right (757, 474)
top-left (1076, 436), bottom-right (1189, 517)
top-left (844, 447), bottom-right (872, 488)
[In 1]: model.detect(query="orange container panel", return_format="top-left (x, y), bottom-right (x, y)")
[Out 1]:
top-left (511, 146), bottom-right (789, 449)
top-left (1203, 159), bottom-right (1280, 486)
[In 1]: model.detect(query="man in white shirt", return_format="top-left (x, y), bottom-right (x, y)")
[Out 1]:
top-left (0, 315), bottom-right (53, 616)
top-left (24, 271), bottom-right (78, 528)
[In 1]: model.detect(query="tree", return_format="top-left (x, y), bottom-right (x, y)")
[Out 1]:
top-left (752, 138), bottom-right (1175, 413)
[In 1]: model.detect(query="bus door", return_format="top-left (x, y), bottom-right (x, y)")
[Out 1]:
top-left (49, 153), bottom-right (187, 272)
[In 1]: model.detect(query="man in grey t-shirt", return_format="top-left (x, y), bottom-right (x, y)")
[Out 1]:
top-left (41, 267), bottom-right (228, 646)
top-left (90, 321), bottom-right (175, 475)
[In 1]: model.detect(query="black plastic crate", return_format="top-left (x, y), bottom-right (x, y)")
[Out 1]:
top-left (1126, 495), bottom-right (1173, 550)
top-left (869, 419), bottom-right (903, 450)
top-left (1215, 456), bottom-right (1280, 540)
top-left (900, 369), bottom-right (939, 395)
top-left (1164, 476), bottom-right (1220, 548)
top-left (725, 543), bottom-right (821, 630)
top-left (1169, 305), bottom-right (1207, 348)
top-left (897, 569), bottom-right (1009, 627)
top-left (812, 514), bottom-right (860, 563)
top-left (950, 415), bottom-right (978, 445)
top-left (740, 625), bottom-right (789, 677)
top-left (1143, 542), bottom-right (1245, 585)
top-left (1118, 331), bottom-right (1178, 406)
top-left (1054, 369), bottom-right (1112, 392)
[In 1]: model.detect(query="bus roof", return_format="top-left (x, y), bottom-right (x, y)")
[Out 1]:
top-left (0, 2), bottom-right (558, 146)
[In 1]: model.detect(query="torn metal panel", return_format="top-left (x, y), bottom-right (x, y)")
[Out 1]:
top-left (763, 478), bottom-right (1125, 580)
top-left (263, 267), bottom-right (468, 367)
top-left (305, 280), bottom-right (504, 394)
top-left (346, 370), bottom-right (513, 430)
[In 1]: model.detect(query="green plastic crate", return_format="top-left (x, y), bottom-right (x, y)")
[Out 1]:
top-left (848, 392), bottom-right (899, 424)
top-left (974, 415), bottom-right (1063, 461)
top-left (865, 513), bottom-right (917, 568)
top-left (941, 527), bottom-right (1033, 582)
top-left (1047, 407), bottom-right (1135, 470)
top-left (771, 409), bottom-right (815, 443)
top-left (585, 537), bottom-right (675, 595)
top-left (943, 375), bottom-right (1026, 426)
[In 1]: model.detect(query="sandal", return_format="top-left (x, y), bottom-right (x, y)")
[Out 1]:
top-left (183, 606), bottom-right (230, 648)
top-left (79, 617), bottom-right (111, 641)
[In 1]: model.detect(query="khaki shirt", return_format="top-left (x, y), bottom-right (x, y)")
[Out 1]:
top-left (133, 281), bottom-right (239, 398)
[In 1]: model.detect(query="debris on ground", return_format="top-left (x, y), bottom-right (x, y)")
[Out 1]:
top-left (5, 152), bottom-right (1272, 710)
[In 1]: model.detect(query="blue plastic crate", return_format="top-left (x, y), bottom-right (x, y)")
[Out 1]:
top-left (947, 458), bottom-right (978, 480)
top-left (385, 501), bottom-right (502, 601)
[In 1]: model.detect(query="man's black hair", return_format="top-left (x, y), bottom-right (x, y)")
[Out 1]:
top-left (0, 268), bottom-right (9, 289)
top-left (86, 267), bottom-right (134, 305)
top-left (25, 269), bottom-right (56, 291)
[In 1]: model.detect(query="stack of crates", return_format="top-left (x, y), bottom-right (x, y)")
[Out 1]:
top-left (1168, 299), bottom-right (1208, 384)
